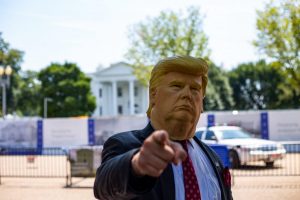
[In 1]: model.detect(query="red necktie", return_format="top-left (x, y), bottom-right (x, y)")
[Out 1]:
top-left (181, 140), bottom-right (201, 200)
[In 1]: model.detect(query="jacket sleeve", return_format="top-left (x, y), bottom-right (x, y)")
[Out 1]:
top-left (93, 135), bottom-right (157, 200)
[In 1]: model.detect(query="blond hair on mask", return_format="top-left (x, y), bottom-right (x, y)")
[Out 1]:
top-left (146, 56), bottom-right (208, 118)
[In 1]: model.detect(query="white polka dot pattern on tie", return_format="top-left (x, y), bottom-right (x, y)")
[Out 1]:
top-left (181, 140), bottom-right (201, 200)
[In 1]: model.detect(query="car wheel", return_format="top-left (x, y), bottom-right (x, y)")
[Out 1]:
top-left (265, 161), bottom-right (274, 168)
top-left (229, 150), bottom-right (240, 169)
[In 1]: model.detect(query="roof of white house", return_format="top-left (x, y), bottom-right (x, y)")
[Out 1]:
top-left (96, 62), bottom-right (133, 76)
top-left (88, 62), bottom-right (137, 82)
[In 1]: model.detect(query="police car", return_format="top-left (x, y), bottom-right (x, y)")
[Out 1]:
top-left (195, 126), bottom-right (286, 168)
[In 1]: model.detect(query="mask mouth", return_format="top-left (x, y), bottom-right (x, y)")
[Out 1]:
top-left (174, 105), bottom-right (194, 114)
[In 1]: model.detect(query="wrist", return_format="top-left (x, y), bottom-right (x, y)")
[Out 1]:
top-left (131, 153), bottom-right (145, 177)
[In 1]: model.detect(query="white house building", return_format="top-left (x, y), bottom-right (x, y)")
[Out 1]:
top-left (89, 62), bottom-right (149, 117)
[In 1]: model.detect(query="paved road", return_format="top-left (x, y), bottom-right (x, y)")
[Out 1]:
top-left (1, 176), bottom-right (300, 200)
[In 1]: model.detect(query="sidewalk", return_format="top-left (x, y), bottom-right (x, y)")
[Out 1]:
top-left (0, 177), bottom-right (95, 200)
top-left (0, 176), bottom-right (300, 200)
top-left (232, 176), bottom-right (300, 200)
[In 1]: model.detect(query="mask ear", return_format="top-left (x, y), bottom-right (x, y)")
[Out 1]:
top-left (150, 88), bottom-right (157, 107)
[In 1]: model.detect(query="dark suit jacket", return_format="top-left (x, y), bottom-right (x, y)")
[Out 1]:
top-left (94, 123), bottom-right (233, 200)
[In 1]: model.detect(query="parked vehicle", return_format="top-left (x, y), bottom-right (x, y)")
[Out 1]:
top-left (195, 126), bottom-right (286, 168)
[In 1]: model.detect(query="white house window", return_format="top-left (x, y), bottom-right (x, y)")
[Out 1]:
top-left (99, 106), bottom-right (102, 115)
top-left (134, 86), bottom-right (138, 97)
top-left (99, 88), bottom-right (102, 98)
top-left (117, 87), bottom-right (123, 97)
top-left (134, 104), bottom-right (139, 114)
top-left (118, 105), bottom-right (123, 114)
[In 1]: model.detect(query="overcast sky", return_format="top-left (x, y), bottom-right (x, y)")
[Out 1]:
top-left (0, 0), bottom-right (267, 73)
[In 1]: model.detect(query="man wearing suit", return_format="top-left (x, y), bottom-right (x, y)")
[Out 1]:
top-left (94, 56), bottom-right (233, 200)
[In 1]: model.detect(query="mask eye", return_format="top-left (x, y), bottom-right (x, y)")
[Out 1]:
top-left (191, 87), bottom-right (200, 93)
top-left (171, 84), bottom-right (182, 89)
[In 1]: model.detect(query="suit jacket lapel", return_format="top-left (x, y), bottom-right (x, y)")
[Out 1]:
top-left (139, 122), bottom-right (155, 141)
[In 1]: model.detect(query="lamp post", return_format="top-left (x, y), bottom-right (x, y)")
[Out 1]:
top-left (0, 65), bottom-right (12, 119)
top-left (44, 97), bottom-right (53, 118)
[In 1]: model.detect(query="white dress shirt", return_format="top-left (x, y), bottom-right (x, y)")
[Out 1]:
top-left (172, 138), bottom-right (221, 200)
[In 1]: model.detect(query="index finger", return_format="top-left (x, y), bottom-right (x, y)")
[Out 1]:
top-left (152, 130), bottom-right (170, 146)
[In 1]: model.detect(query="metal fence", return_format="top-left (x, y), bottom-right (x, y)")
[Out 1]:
top-left (230, 142), bottom-right (300, 177)
top-left (0, 144), bottom-right (299, 187)
top-left (0, 148), bottom-right (71, 186)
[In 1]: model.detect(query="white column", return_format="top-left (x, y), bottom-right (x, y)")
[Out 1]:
top-left (129, 80), bottom-right (135, 115)
top-left (112, 81), bottom-right (117, 116)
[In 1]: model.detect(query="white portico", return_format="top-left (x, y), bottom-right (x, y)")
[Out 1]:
top-left (89, 62), bottom-right (149, 117)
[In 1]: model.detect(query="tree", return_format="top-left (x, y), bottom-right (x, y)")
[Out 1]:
top-left (228, 60), bottom-right (286, 110)
top-left (14, 70), bottom-right (41, 116)
top-left (254, 0), bottom-right (300, 107)
top-left (0, 33), bottom-right (24, 115)
top-left (126, 7), bottom-right (234, 111)
top-left (38, 62), bottom-right (96, 117)
top-left (204, 63), bottom-right (234, 111)
top-left (126, 7), bottom-right (210, 86)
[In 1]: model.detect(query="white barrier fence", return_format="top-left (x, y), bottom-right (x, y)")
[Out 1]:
top-left (0, 109), bottom-right (299, 149)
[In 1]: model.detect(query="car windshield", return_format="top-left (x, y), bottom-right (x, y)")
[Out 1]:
top-left (195, 130), bottom-right (204, 139)
top-left (215, 129), bottom-right (252, 139)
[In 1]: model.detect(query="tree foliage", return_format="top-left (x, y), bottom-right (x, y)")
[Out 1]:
top-left (229, 60), bottom-right (287, 110)
top-left (125, 7), bottom-right (235, 111)
top-left (204, 63), bottom-right (234, 111)
top-left (0, 33), bottom-right (24, 115)
top-left (126, 7), bottom-right (210, 86)
top-left (14, 70), bottom-right (41, 116)
top-left (254, 0), bottom-right (300, 107)
top-left (38, 62), bottom-right (96, 117)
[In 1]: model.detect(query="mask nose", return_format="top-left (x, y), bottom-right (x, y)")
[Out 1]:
top-left (181, 86), bottom-right (192, 101)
